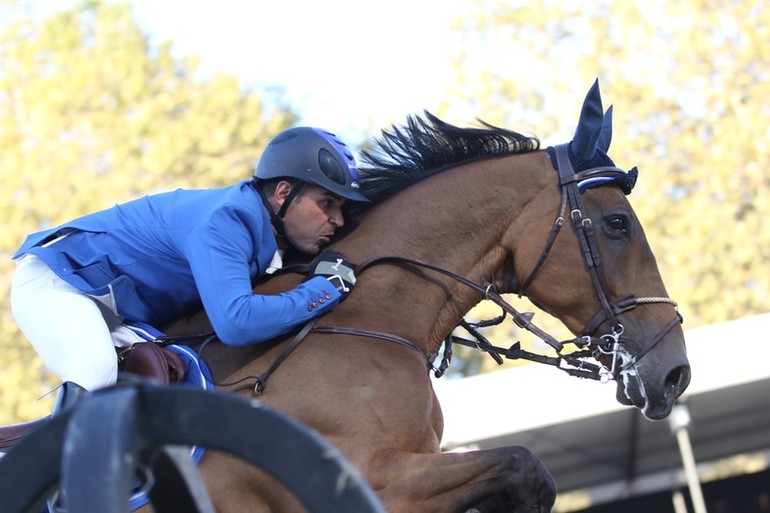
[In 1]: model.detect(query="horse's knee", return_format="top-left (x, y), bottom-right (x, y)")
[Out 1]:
top-left (502, 446), bottom-right (548, 474)
top-left (499, 446), bottom-right (556, 510)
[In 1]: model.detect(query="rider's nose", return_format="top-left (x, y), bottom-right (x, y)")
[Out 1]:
top-left (330, 210), bottom-right (344, 228)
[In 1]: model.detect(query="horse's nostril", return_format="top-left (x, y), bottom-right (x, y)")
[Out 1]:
top-left (665, 365), bottom-right (691, 396)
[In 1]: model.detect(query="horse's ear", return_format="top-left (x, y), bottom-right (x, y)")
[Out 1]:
top-left (597, 105), bottom-right (613, 153)
top-left (571, 79), bottom-right (604, 161)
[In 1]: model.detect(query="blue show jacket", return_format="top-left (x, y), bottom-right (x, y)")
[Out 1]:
top-left (13, 180), bottom-right (341, 346)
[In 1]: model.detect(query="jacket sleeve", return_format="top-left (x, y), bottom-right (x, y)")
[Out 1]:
top-left (184, 205), bottom-right (341, 346)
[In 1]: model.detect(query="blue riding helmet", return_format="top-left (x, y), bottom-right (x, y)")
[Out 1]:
top-left (254, 127), bottom-right (370, 203)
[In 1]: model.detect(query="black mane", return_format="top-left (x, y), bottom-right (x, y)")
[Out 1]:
top-left (356, 111), bottom-right (540, 205)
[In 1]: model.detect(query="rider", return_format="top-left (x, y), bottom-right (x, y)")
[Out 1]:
top-left (10, 127), bottom-right (368, 408)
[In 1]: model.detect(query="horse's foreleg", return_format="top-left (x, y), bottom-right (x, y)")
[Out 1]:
top-left (371, 446), bottom-right (555, 513)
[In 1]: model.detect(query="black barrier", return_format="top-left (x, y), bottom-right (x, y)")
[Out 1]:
top-left (0, 384), bottom-right (385, 513)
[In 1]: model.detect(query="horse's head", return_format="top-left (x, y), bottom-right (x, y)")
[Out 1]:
top-left (336, 87), bottom-right (688, 420)
top-left (515, 80), bottom-right (690, 420)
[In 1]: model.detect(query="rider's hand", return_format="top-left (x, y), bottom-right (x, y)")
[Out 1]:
top-left (307, 248), bottom-right (356, 301)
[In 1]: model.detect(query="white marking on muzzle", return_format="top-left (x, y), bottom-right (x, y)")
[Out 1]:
top-left (616, 346), bottom-right (649, 412)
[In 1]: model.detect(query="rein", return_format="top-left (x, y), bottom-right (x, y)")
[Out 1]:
top-left (247, 246), bottom-right (678, 394)
top-left (344, 255), bottom-right (679, 382)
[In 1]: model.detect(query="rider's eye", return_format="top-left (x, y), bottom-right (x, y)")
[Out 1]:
top-left (606, 215), bottom-right (628, 233)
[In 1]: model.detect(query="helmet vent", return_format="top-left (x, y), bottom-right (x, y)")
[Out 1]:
top-left (270, 130), bottom-right (297, 145)
top-left (318, 148), bottom-right (346, 185)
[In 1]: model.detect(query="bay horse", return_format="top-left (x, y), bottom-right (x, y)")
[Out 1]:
top-left (153, 81), bottom-right (691, 513)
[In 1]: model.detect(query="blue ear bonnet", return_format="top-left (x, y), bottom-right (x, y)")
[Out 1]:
top-left (547, 79), bottom-right (638, 195)
top-left (568, 145), bottom-right (615, 173)
top-left (545, 146), bottom-right (637, 194)
top-left (577, 163), bottom-right (638, 195)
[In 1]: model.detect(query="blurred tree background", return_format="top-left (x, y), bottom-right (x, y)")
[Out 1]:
top-left (0, 0), bottom-right (297, 422)
top-left (1, 0), bottom-right (768, 422)
top-left (438, 0), bottom-right (770, 377)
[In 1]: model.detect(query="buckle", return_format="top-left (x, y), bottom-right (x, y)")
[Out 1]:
top-left (327, 274), bottom-right (349, 293)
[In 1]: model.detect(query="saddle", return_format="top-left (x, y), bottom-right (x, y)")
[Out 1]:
top-left (0, 342), bottom-right (186, 451)
top-left (118, 342), bottom-right (186, 385)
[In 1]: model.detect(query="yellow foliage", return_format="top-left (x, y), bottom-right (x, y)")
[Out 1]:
top-left (435, 0), bottom-right (770, 376)
top-left (444, 0), bottom-right (770, 329)
top-left (0, 1), bottom-right (296, 422)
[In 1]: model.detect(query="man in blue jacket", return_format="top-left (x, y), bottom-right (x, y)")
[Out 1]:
top-left (10, 127), bottom-right (368, 406)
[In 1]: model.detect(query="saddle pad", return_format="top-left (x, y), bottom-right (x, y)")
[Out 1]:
top-left (122, 322), bottom-right (213, 511)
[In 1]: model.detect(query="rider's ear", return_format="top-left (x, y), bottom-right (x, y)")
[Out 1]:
top-left (274, 180), bottom-right (294, 205)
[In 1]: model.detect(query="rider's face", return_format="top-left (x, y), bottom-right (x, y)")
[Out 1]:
top-left (277, 183), bottom-right (346, 255)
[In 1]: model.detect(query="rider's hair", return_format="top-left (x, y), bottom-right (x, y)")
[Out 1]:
top-left (253, 177), bottom-right (302, 198)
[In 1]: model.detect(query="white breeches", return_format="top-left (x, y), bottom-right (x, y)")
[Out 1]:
top-left (10, 254), bottom-right (145, 391)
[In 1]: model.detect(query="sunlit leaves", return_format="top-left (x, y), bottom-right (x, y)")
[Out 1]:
top-left (438, 0), bottom-right (770, 376)
top-left (0, 0), bottom-right (296, 422)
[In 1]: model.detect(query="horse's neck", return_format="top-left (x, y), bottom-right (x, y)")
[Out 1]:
top-left (335, 151), bottom-right (553, 356)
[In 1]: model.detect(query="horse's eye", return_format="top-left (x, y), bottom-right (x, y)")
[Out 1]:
top-left (606, 215), bottom-right (628, 232)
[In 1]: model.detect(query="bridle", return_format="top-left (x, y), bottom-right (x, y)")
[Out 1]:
top-left (505, 143), bottom-right (682, 380)
top-left (169, 145), bottom-right (682, 393)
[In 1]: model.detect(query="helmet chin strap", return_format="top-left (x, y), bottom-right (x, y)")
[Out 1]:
top-left (254, 180), bottom-right (304, 240)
